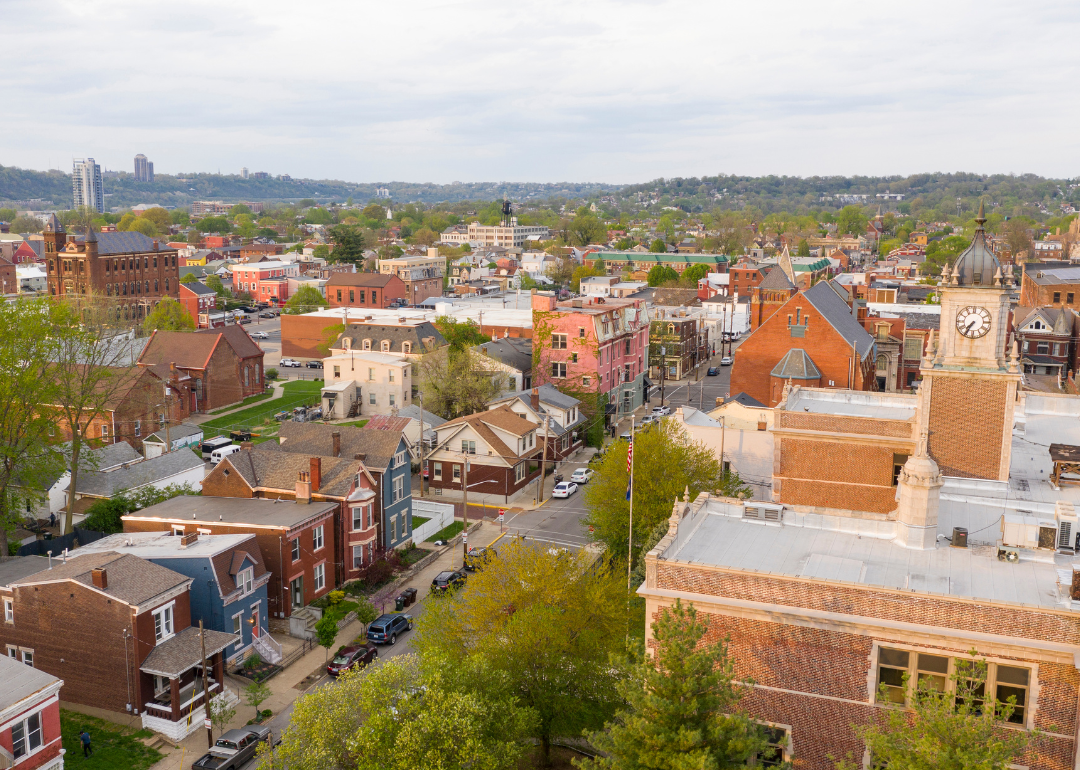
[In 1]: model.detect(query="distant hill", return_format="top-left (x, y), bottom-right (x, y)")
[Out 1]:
top-left (0, 164), bottom-right (618, 209)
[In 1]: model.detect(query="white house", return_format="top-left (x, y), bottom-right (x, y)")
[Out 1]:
top-left (142, 423), bottom-right (204, 459)
top-left (16, 266), bottom-right (47, 293)
top-left (22, 441), bottom-right (142, 518)
top-left (322, 351), bottom-right (413, 416)
top-left (71, 449), bottom-right (208, 520)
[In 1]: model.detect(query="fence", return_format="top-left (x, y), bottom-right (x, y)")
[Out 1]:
top-left (16, 527), bottom-right (106, 557)
top-left (278, 638), bottom-right (317, 671)
top-left (410, 500), bottom-right (455, 542)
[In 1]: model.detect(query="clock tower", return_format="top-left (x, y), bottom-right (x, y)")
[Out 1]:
top-left (915, 203), bottom-right (1021, 481)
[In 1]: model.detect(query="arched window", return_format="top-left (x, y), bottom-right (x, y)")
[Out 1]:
top-left (362, 339), bottom-right (371, 350)
top-left (165, 278), bottom-right (169, 291)
top-left (403, 342), bottom-right (411, 354)
top-left (381, 340), bottom-right (390, 352)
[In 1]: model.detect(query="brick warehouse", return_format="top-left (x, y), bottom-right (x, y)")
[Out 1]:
top-left (633, 209), bottom-right (1080, 769)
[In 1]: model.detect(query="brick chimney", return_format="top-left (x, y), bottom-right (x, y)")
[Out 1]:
top-left (332, 432), bottom-right (341, 458)
top-left (91, 568), bottom-right (108, 589)
top-left (296, 471), bottom-right (311, 503)
top-left (310, 457), bottom-right (321, 493)
top-left (531, 387), bottom-right (540, 412)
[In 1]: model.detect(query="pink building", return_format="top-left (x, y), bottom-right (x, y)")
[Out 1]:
top-left (232, 261), bottom-right (298, 305)
top-left (532, 292), bottom-right (653, 422)
top-left (0, 656), bottom-right (64, 770)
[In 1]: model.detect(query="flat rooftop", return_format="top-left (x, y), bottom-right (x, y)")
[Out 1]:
top-left (123, 496), bottom-right (336, 529)
top-left (783, 388), bottom-right (918, 421)
top-left (78, 531), bottom-right (255, 559)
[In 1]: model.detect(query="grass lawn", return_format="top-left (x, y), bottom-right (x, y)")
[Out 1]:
top-left (339, 418), bottom-right (369, 428)
top-left (425, 521), bottom-right (464, 542)
top-left (207, 390), bottom-right (275, 415)
top-left (411, 516), bottom-right (430, 528)
top-left (61, 709), bottom-right (162, 770)
top-left (201, 380), bottom-right (323, 436)
top-left (323, 599), bottom-right (359, 624)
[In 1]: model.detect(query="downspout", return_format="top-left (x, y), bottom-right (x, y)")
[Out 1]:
top-left (123, 627), bottom-right (133, 713)
top-left (278, 535), bottom-right (285, 617)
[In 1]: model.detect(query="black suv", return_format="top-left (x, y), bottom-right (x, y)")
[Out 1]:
top-left (366, 613), bottom-right (412, 645)
top-left (430, 570), bottom-right (467, 593)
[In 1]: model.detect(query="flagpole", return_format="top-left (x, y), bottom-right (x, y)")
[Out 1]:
top-left (627, 414), bottom-right (635, 592)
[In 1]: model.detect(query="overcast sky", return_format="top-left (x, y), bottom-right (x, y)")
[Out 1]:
top-left (5, 0), bottom-right (1080, 184)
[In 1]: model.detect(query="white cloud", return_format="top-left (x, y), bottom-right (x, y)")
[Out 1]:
top-left (3, 0), bottom-right (1080, 182)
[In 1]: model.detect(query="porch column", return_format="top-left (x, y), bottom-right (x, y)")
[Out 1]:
top-left (170, 677), bottom-right (180, 720)
top-left (212, 651), bottom-right (224, 687)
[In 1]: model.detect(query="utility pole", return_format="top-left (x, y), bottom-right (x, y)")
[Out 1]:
top-left (417, 392), bottom-right (425, 498)
top-left (199, 620), bottom-right (212, 749)
top-left (534, 415), bottom-right (550, 504)
top-left (461, 456), bottom-right (469, 565)
top-left (659, 345), bottom-right (666, 407)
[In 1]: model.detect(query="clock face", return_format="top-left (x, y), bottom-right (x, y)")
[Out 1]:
top-left (956, 306), bottom-right (992, 338)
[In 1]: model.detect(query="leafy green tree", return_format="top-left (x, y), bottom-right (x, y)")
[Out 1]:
top-left (571, 264), bottom-right (604, 292)
top-left (797, 238), bottom-right (811, 257)
top-left (835, 652), bottom-right (1035, 770)
top-left (263, 654), bottom-right (531, 770)
top-left (1005, 217), bottom-right (1034, 260)
top-left (283, 285), bottom-right (329, 315)
top-left (579, 600), bottom-right (772, 770)
top-left (568, 214), bottom-right (606, 246)
top-left (304, 208), bottom-right (334, 225)
top-left (417, 349), bottom-right (504, 419)
top-left (519, 273), bottom-right (540, 290)
top-left (327, 225), bottom-right (368, 266)
top-left (836, 205), bottom-right (868, 236)
top-left (412, 227), bottom-right (437, 247)
top-left (180, 273), bottom-right (197, 284)
top-left (315, 613), bottom-right (339, 661)
top-left (206, 274), bottom-right (230, 298)
top-left (9, 215), bottom-right (42, 234)
top-left (544, 256), bottom-right (574, 286)
top-left (584, 419), bottom-right (750, 565)
top-left (187, 229), bottom-right (201, 246)
top-left (170, 210), bottom-right (191, 226)
top-left (139, 207), bottom-right (171, 234)
top-left (229, 204), bottom-right (252, 217)
top-left (298, 198), bottom-right (317, 208)
top-left (0, 208), bottom-right (16, 221)
top-left (208, 693), bottom-right (236, 739)
top-left (680, 263), bottom-right (710, 286)
top-left (649, 238), bottom-right (667, 253)
top-left (144, 296), bottom-right (196, 333)
top-left (415, 541), bottom-right (626, 763)
top-left (312, 244), bottom-right (330, 260)
top-left (433, 316), bottom-right (489, 351)
top-left (197, 216), bottom-right (231, 234)
top-left (244, 680), bottom-right (272, 720)
top-left (81, 484), bottom-right (197, 533)
top-left (361, 203), bottom-right (386, 220)
top-left (646, 265), bottom-right (678, 286)
top-left (127, 217), bottom-right (157, 237)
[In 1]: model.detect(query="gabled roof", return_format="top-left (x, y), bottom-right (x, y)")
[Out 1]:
top-left (395, 404), bottom-right (446, 428)
top-left (76, 452), bottom-right (205, 498)
top-left (757, 265), bottom-right (796, 291)
top-left (275, 422), bottom-right (403, 472)
top-left (180, 281), bottom-right (216, 296)
top-left (474, 337), bottom-right (532, 373)
top-left (535, 383), bottom-right (581, 410)
top-left (12, 551), bottom-right (190, 606)
top-left (144, 423), bottom-right (204, 444)
top-left (1013, 305), bottom-right (1072, 335)
top-left (803, 282), bottom-right (875, 359)
top-left (326, 272), bottom-right (398, 288)
top-left (138, 325), bottom-right (262, 369)
top-left (770, 349), bottom-right (822, 380)
top-left (95, 232), bottom-right (179, 256)
top-left (140, 626), bottom-right (238, 678)
top-left (223, 447), bottom-right (362, 498)
top-left (437, 405), bottom-right (537, 460)
top-left (727, 392), bottom-right (768, 408)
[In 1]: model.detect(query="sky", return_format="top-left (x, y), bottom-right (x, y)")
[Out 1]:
top-left (5, 0), bottom-right (1080, 184)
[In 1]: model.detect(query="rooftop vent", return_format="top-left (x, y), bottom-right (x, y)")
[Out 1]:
top-left (180, 532), bottom-right (199, 548)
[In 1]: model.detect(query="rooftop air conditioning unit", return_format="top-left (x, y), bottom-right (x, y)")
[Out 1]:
top-left (1056, 502), bottom-right (1078, 552)
top-left (743, 503), bottom-right (782, 522)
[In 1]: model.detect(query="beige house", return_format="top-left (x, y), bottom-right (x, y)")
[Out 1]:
top-left (322, 351), bottom-right (413, 417)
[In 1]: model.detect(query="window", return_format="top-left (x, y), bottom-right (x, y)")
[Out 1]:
top-left (551, 334), bottom-right (567, 350)
top-left (552, 362), bottom-right (567, 378)
top-left (134, 419), bottom-right (141, 437)
top-left (6, 645), bottom-right (16, 659)
top-left (391, 516), bottom-right (398, 542)
top-left (433, 462), bottom-right (442, 480)
top-left (582, 376), bottom-right (590, 386)
top-left (571, 352), bottom-right (578, 363)
top-left (1037, 341), bottom-right (1049, 355)
top-left (1054, 292), bottom-right (1061, 303)
top-left (352, 506), bottom-right (365, 530)
top-left (3, 598), bottom-right (11, 623)
top-left (291, 537), bottom-right (300, 561)
top-left (232, 613), bottom-right (243, 634)
top-left (349, 289), bottom-right (355, 303)
top-left (892, 454), bottom-right (909, 486)
top-left (395, 451), bottom-right (406, 467)
top-left (238, 567), bottom-right (254, 595)
top-left (368, 367), bottom-right (375, 381)
top-left (1069, 293), bottom-right (1075, 304)
top-left (461, 440), bottom-right (476, 454)
top-left (875, 646), bottom-right (1032, 724)
top-left (453, 464), bottom-right (461, 481)
top-left (353, 545), bottom-right (364, 569)
top-left (101, 424), bottom-right (109, 439)
top-left (313, 563), bottom-right (325, 592)
top-left (334, 365), bottom-right (340, 378)
top-left (749, 726), bottom-right (789, 767)
top-left (363, 339), bottom-right (371, 350)
top-left (625, 338), bottom-right (631, 355)
top-left (389, 369), bottom-right (395, 382)
top-left (389, 394), bottom-right (396, 406)
top-left (382, 340), bottom-right (390, 352)
top-left (515, 462), bottom-right (526, 482)
top-left (10, 711), bottom-right (42, 759)
top-left (21, 649), bottom-right (33, 667)
top-left (313, 525), bottom-right (324, 551)
top-left (393, 476), bottom-right (404, 502)
top-left (903, 336), bottom-right (923, 360)
top-left (371, 291), bottom-right (377, 304)
top-left (579, 327), bottom-right (586, 338)
top-left (1055, 343), bottom-right (1064, 357)
top-left (153, 603), bottom-right (175, 642)
top-left (369, 392), bottom-right (377, 405)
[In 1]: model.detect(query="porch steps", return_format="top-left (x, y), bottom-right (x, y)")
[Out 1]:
top-left (141, 734), bottom-right (176, 751)
top-left (252, 627), bottom-right (283, 665)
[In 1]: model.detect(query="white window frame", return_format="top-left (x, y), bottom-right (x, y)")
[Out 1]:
top-left (352, 506), bottom-right (364, 530)
top-left (9, 709), bottom-right (43, 761)
top-left (291, 537), bottom-right (300, 561)
top-left (352, 545), bottom-right (364, 569)
top-left (748, 722), bottom-right (791, 767)
top-left (134, 419), bottom-right (141, 437)
top-left (101, 423), bottom-right (109, 439)
top-left (433, 462), bottom-right (442, 481)
top-left (394, 451), bottom-right (406, 467)
top-left (232, 612), bottom-right (243, 635)
top-left (153, 601), bottom-right (176, 643)
top-left (313, 525), bottom-right (325, 552)
top-left (393, 476), bottom-right (404, 502)
top-left (6, 644), bottom-right (16, 659)
top-left (515, 462), bottom-right (526, 482)
top-left (237, 567), bottom-right (254, 596)
top-left (313, 563), bottom-right (326, 592)
top-left (20, 648), bottom-right (33, 667)
top-left (3, 597), bottom-right (12, 624)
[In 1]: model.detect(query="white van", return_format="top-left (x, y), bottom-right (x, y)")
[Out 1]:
top-left (210, 444), bottom-right (242, 464)
top-left (200, 436), bottom-right (233, 460)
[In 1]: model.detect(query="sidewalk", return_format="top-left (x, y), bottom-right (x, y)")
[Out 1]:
top-left (149, 522), bottom-right (506, 770)
top-left (187, 383), bottom-right (285, 426)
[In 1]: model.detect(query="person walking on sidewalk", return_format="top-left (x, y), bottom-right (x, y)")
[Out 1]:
top-left (79, 730), bottom-right (93, 757)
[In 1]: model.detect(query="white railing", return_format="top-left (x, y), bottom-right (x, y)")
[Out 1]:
top-left (252, 627), bottom-right (282, 664)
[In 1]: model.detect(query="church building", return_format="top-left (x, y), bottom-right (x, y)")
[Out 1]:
top-left (641, 206), bottom-right (1080, 770)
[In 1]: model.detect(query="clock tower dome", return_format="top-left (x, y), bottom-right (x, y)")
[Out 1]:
top-left (914, 202), bottom-right (1021, 481)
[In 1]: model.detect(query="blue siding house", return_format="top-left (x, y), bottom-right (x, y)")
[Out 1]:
top-left (79, 530), bottom-right (276, 665)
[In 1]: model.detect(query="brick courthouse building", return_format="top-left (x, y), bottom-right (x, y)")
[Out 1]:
top-left (640, 211), bottom-right (1080, 769)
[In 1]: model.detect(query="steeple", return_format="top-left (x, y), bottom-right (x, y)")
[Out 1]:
top-left (777, 243), bottom-right (795, 284)
top-left (950, 199), bottom-right (999, 287)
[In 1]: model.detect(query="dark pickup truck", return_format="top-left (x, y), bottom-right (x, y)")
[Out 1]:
top-left (192, 726), bottom-right (273, 770)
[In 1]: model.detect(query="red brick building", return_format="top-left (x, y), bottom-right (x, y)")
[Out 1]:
top-left (123, 495), bottom-right (337, 619)
top-left (240, 244), bottom-right (284, 260)
top-left (178, 281), bottom-right (218, 327)
top-left (730, 282), bottom-right (876, 406)
top-left (0, 254), bottom-right (16, 295)
top-left (137, 325), bottom-right (265, 412)
top-left (42, 216), bottom-right (181, 323)
top-left (728, 258), bottom-right (768, 298)
top-left (0, 656), bottom-right (64, 770)
top-left (1012, 306), bottom-right (1074, 377)
top-left (0, 552), bottom-right (236, 742)
top-left (326, 273), bottom-right (408, 309)
top-left (748, 264), bottom-right (797, 330)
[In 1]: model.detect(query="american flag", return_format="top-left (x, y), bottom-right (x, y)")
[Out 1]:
top-left (625, 436), bottom-right (633, 501)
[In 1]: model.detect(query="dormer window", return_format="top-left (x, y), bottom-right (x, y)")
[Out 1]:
top-left (381, 340), bottom-right (390, 352)
top-left (363, 339), bottom-right (371, 350)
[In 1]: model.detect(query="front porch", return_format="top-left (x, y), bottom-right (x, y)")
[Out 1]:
top-left (139, 626), bottom-right (239, 742)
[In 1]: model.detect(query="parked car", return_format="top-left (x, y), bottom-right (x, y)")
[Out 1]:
top-left (250, 331), bottom-right (268, 339)
top-left (274, 410), bottom-right (291, 421)
top-left (306, 361), bottom-right (323, 369)
top-left (552, 481), bottom-right (578, 498)
top-left (720, 356), bottom-right (733, 366)
top-left (367, 613), bottom-right (412, 645)
top-left (259, 311), bottom-right (275, 319)
top-left (464, 547), bottom-right (497, 572)
top-left (326, 644), bottom-right (377, 677)
top-left (652, 405), bottom-right (672, 416)
top-left (569, 468), bottom-right (595, 485)
top-left (279, 358), bottom-right (301, 367)
top-left (237, 315), bottom-right (252, 325)
top-left (192, 727), bottom-right (273, 770)
top-left (707, 367), bottom-right (720, 376)
top-left (430, 570), bottom-right (467, 594)
top-left (210, 444), bottom-right (242, 463)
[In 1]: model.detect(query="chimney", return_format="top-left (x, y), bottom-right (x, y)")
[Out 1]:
top-left (241, 441), bottom-right (253, 450)
top-left (353, 452), bottom-right (366, 462)
top-left (296, 471), bottom-right (311, 503)
top-left (91, 568), bottom-right (108, 589)
top-left (310, 457), bottom-right (322, 493)
top-left (153, 239), bottom-right (159, 251)
top-left (180, 532), bottom-right (199, 548)
top-left (531, 387), bottom-right (540, 412)
top-left (332, 431), bottom-right (341, 458)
